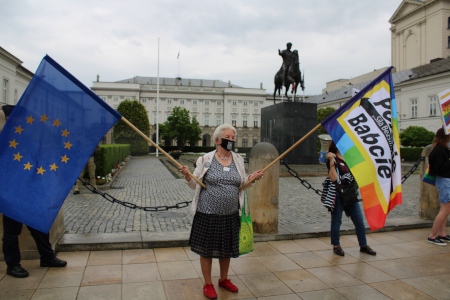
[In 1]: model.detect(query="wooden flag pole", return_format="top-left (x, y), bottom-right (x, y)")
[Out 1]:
top-left (240, 123), bottom-right (323, 191)
top-left (120, 117), bottom-right (206, 189)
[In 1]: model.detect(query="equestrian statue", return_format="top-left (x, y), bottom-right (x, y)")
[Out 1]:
top-left (274, 42), bottom-right (305, 102)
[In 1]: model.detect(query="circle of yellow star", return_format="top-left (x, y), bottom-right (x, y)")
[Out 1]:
top-left (50, 163), bottom-right (58, 171)
top-left (37, 166), bottom-right (46, 175)
top-left (26, 115), bottom-right (35, 124)
top-left (23, 162), bottom-right (33, 170)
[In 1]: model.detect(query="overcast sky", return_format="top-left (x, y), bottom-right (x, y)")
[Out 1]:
top-left (1, 0), bottom-right (403, 96)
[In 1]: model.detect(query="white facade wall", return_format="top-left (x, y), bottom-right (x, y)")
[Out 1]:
top-left (396, 72), bottom-right (450, 132)
top-left (391, 0), bottom-right (450, 71)
top-left (0, 47), bottom-right (33, 106)
top-left (91, 81), bottom-right (268, 147)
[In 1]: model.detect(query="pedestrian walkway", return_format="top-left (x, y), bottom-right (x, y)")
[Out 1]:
top-left (2, 155), bottom-right (447, 299)
top-left (1, 228), bottom-right (450, 299)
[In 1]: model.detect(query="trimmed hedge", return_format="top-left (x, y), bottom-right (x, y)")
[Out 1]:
top-left (400, 147), bottom-right (424, 162)
top-left (94, 144), bottom-right (131, 177)
top-left (149, 146), bottom-right (253, 154)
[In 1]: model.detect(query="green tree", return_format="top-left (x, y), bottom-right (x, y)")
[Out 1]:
top-left (113, 100), bottom-right (150, 155)
top-left (160, 107), bottom-right (201, 151)
top-left (399, 126), bottom-right (434, 147)
top-left (317, 107), bottom-right (336, 135)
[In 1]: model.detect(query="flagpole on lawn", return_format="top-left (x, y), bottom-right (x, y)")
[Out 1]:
top-left (156, 38), bottom-right (160, 158)
top-left (240, 123), bottom-right (322, 191)
top-left (120, 117), bottom-right (206, 189)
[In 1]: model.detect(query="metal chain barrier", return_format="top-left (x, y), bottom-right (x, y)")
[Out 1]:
top-left (78, 178), bottom-right (192, 211)
top-left (78, 157), bottom-right (424, 210)
top-left (281, 156), bottom-right (424, 193)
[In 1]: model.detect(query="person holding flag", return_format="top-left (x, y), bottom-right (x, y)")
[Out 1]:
top-left (1, 105), bottom-right (67, 278)
top-left (326, 142), bottom-right (376, 257)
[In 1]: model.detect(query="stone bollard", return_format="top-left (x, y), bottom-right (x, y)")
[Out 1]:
top-left (247, 142), bottom-right (279, 234)
top-left (419, 145), bottom-right (440, 220)
top-left (0, 209), bottom-right (65, 261)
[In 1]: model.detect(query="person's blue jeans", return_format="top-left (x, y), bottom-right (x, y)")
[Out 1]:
top-left (330, 191), bottom-right (367, 247)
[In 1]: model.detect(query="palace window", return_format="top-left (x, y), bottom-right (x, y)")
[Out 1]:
top-left (411, 99), bottom-right (418, 118)
top-left (216, 115), bottom-right (222, 126)
top-left (2, 79), bottom-right (8, 103)
top-left (429, 95), bottom-right (437, 116)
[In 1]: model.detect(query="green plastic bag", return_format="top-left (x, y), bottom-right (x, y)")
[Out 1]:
top-left (239, 192), bottom-right (254, 255)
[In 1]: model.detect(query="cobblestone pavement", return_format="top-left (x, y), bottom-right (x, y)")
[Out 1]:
top-left (63, 155), bottom-right (421, 234)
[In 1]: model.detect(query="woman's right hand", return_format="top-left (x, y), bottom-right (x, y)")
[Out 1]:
top-left (326, 152), bottom-right (335, 160)
top-left (178, 166), bottom-right (191, 181)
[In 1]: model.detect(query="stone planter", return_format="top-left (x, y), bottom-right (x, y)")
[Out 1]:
top-left (169, 152), bottom-right (182, 159)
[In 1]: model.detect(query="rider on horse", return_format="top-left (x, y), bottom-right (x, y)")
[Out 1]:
top-left (278, 42), bottom-right (293, 86)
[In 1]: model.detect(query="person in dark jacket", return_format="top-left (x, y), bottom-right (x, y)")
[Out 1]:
top-left (427, 127), bottom-right (450, 246)
top-left (325, 141), bottom-right (376, 257)
top-left (1, 105), bottom-right (67, 278)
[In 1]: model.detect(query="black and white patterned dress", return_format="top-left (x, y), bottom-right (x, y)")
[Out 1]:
top-left (189, 157), bottom-right (241, 258)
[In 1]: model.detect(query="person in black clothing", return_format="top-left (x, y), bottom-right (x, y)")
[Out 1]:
top-left (1, 105), bottom-right (67, 278)
top-left (427, 127), bottom-right (450, 246)
top-left (325, 141), bottom-right (376, 257)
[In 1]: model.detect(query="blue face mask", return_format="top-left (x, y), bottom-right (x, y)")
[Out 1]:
top-left (220, 138), bottom-right (235, 151)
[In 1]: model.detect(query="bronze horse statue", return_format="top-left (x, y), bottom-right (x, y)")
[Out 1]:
top-left (273, 50), bottom-right (304, 101)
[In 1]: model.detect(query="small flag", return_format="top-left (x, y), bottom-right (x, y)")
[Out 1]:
top-left (0, 55), bottom-right (122, 233)
top-left (438, 88), bottom-right (450, 135)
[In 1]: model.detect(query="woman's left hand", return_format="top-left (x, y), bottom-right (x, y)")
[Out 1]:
top-left (249, 170), bottom-right (264, 181)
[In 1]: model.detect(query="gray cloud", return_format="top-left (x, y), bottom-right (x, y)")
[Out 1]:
top-left (0, 0), bottom-right (402, 95)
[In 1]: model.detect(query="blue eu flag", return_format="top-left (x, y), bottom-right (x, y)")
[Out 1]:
top-left (0, 55), bottom-right (122, 233)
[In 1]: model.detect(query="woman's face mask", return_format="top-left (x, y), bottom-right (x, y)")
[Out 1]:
top-left (220, 138), bottom-right (235, 151)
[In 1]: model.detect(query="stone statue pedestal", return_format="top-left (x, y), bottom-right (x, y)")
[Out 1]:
top-left (248, 142), bottom-right (279, 234)
top-left (261, 102), bottom-right (318, 164)
top-left (419, 145), bottom-right (440, 220)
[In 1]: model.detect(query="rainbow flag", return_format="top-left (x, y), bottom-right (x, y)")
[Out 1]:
top-left (321, 67), bottom-right (402, 231)
top-left (438, 89), bottom-right (450, 135)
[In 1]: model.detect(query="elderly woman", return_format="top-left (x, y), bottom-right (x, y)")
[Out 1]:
top-left (178, 123), bottom-right (263, 299)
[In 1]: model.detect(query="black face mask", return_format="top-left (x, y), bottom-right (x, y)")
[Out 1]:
top-left (220, 138), bottom-right (235, 151)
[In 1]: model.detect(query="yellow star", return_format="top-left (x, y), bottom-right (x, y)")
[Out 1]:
top-left (13, 152), bottom-right (23, 161)
top-left (50, 163), bottom-right (58, 171)
top-left (23, 162), bottom-right (33, 170)
top-left (61, 129), bottom-right (70, 137)
top-left (61, 155), bottom-right (70, 163)
top-left (26, 115), bottom-right (35, 124)
top-left (14, 125), bottom-right (24, 134)
top-left (53, 119), bottom-right (61, 127)
top-left (9, 139), bottom-right (18, 148)
top-left (64, 141), bottom-right (72, 150)
top-left (40, 114), bottom-right (49, 122)
top-left (37, 166), bottom-right (46, 175)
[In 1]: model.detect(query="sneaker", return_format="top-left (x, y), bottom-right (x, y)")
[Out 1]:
top-left (218, 278), bottom-right (238, 293)
top-left (428, 237), bottom-right (446, 246)
top-left (203, 284), bottom-right (217, 300)
top-left (437, 235), bottom-right (450, 243)
top-left (73, 191), bottom-right (80, 195)
top-left (333, 245), bottom-right (345, 256)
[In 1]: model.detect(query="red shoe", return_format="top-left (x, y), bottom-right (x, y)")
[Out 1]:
top-left (218, 278), bottom-right (238, 293)
top-left (203, 284), bottom-right (217, 299)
